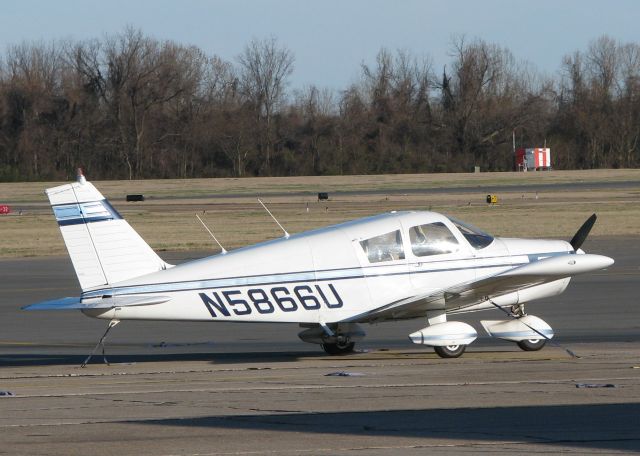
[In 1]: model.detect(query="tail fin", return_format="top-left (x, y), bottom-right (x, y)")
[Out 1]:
top-left (47, 170), bottom-right (170, 291)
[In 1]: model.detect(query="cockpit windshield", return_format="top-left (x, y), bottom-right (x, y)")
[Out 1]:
top-left (447, 216), bottom-right (494, 249)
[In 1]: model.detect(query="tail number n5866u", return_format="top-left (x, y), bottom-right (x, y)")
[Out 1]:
top-left (199, 283), bottom-right (343, 317)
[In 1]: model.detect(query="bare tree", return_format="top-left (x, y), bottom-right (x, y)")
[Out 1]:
top-left (435, 36), bottom-right (548, 170)
top-left (292, 85), bottom-right (336, 173)
top-left (2, 30), bottom-right (640, 181)
top-left (2, 41), bottom-right (64, 177)
top-left (587, 35), bottom-right (618, 98)
top-left (237, 37), bottom-right (294, 175)
top-left (556, 36), bottom-right (640, 168)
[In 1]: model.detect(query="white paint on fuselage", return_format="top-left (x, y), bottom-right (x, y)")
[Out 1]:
top-left (82, 211), bottom-right (574, 324)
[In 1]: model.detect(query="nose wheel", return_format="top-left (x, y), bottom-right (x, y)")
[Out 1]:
top-left (434, 344), bottom-right (466, 358)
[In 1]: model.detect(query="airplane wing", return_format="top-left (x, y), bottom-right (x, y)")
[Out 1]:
top-left (354, 253), bottom-right (613, 322)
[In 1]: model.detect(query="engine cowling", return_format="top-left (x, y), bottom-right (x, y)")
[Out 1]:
top-left (409, 321), bottom-right (477, 347)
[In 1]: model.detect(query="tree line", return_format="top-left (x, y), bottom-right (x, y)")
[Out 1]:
top-left (0, 28), bottom-right (638, 181)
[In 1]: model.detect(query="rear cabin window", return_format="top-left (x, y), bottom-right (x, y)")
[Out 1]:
top-left (360, 230), bottom-right (405, 263)
top-left (409, 222), bottom-right (460, 257)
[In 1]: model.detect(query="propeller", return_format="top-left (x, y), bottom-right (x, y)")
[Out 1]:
top-left (569, 213), bottom-right (597, 251)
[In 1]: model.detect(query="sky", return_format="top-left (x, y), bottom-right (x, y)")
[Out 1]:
top-left (1, 0), bottom-right (639, 90)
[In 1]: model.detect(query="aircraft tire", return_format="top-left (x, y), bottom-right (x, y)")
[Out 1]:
top-left (434, 344), bottom-right (466, 358)
top-left (322, 341), bottom-right (355, 355)
top-left (516, 339), bottom-right (547, 351)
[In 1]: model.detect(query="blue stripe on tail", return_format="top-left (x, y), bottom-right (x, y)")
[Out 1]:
top-left (52, 200), bottom-right (122, 226)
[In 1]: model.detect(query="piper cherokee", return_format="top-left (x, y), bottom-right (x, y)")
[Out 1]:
top-left (24, 171), bottom-right (614, 363)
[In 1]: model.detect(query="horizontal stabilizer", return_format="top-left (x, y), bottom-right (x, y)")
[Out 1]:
top-left (22, 297), bottom-right (83, 311)
top-left (23, 295), bottom-right (171, 311)
top-left (83, 295), bottom-right (172, 307)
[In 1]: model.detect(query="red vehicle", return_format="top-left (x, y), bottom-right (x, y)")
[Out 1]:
top-left (0, 205), bottom-right (11, 214)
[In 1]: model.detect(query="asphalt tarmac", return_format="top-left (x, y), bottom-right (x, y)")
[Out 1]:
top-left (0, 237), bottom-right (638, 454)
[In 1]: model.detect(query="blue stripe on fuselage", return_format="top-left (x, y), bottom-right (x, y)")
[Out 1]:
top-left (81, 250), bottom-right (571, 299)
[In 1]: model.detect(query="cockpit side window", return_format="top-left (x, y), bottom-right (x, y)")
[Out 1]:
top-left (360, 230), bottom-right (405, 263)
top-left (448, 217), bottom-right (494, 250)
top-left (409, 222), bottom-right (460, 257)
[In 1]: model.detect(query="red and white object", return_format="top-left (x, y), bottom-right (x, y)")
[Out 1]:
top-left (0, 205), bottom-right (10, 214)
top-left (515, 148), bottom-right (551, 171)
top-left (528, 148), bottom-right (551, 169)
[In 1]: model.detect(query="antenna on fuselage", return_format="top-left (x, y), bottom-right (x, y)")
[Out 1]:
top-left (257, 198), bottom-right (290, 239)
top-left (195, 213), bottom-right (227, 254)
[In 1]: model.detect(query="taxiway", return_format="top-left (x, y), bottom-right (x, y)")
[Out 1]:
top-left (0, 238), bottom-right (638, 455)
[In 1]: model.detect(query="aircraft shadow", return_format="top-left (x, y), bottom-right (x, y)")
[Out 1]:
top-left (0, 350), bottom-right (325, 367)
top-left (135, 403), bottom-right (640, 451)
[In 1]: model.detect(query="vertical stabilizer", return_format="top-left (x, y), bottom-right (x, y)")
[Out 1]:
top-left (47, 170), bottom-right (169, 291)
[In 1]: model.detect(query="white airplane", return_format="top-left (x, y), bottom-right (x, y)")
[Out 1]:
top-left (25, 171), bottom-right (614, 363)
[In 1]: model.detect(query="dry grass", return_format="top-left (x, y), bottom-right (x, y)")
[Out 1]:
top-left (2, 168), bottom-right (640, 202)
top-left (0, 169), bottom-right (638, 257)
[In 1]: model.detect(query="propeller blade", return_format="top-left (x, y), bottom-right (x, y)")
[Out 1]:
top-left (570, 213), bottom-right (597, 251)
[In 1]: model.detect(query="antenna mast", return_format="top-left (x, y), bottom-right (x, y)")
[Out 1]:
top-left (195, 213), bottom-right (227, 254)
top-left (257, 198), bottom-right (290, 238)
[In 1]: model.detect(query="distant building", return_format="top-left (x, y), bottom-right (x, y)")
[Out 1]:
top-left (515, 148), bottom-right (551, 171)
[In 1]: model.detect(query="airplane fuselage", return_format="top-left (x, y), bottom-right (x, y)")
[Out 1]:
top-left (80, 211), bottom-right (574, 324)
top-left (25, 174), bottom-right (614, 358)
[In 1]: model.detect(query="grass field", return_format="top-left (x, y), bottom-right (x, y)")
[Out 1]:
top-left (0, 169), bottom-right (638, 257)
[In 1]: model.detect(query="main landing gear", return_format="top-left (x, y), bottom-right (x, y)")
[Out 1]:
top-left (321, 340), bottom-right (356, 355)
top-left (301, 309), bottom-right (555, 358)
top-left (481, 307), bottom-right (554, 353)
top-left (433, 344), bottom-right (466, 358)
top-left (516, 338), bottom-right (547, 351)
top-left (299, 322), bottom-right (364, 355)
top-left (408, 307), bottom-right (555, 359)
top-left (408, 313), bottom-right (478, 359)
